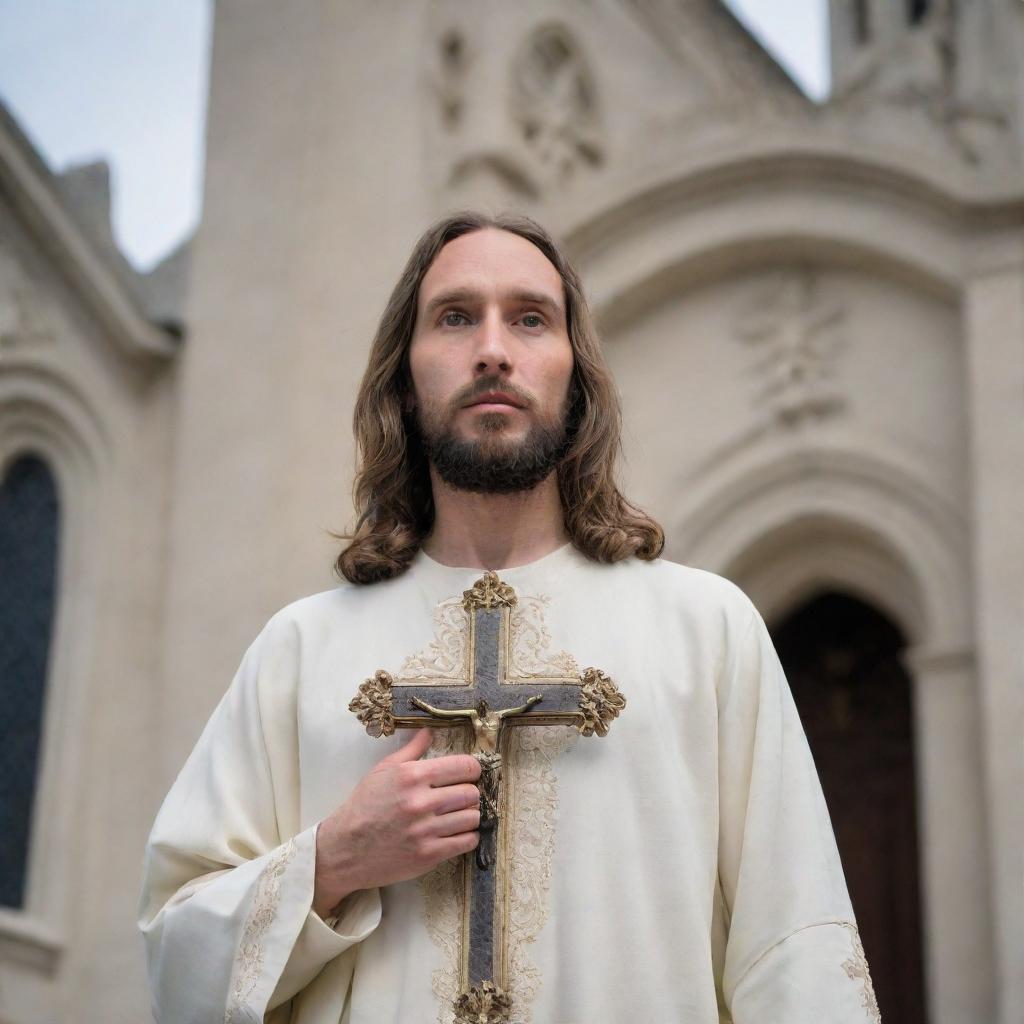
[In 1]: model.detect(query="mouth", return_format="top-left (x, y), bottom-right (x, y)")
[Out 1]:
top-left (464, 391), bottom-right (524, 411)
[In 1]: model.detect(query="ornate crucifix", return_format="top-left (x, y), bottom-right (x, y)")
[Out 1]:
top-left (349, 570), bottom-right (625, 1024)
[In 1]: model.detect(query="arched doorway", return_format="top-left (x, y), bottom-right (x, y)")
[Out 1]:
top-left (772, 591), bottom-right (927, 1023)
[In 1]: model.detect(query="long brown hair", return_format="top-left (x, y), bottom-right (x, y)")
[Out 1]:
top-left (336, 212), bottom-right (663, 584)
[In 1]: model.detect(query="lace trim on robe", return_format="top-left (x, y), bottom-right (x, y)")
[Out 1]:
top-left (736, 919), bottom-right (881, 1023)
top-left (839, 921), bottom-right (882, 1023)
top-left (403, 592), bottom-right (577, 1024)
top-left (224, 838), bottom-right (298, 1023)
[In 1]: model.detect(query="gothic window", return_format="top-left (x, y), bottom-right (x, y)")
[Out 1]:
top-left (853, 0), bottom-right (871, 45)
top-left (0, 454), bottom-right (60, 909)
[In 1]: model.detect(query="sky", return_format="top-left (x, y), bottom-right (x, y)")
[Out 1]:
top-left (0, 0), bottom-right (828, 272)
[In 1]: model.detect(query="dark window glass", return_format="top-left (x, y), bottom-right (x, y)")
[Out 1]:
top-left (0, 454), bottom-right (60, 908)
top-left (908, 0), bottom-right (929, 26)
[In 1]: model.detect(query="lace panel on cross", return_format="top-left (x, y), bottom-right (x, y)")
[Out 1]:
top-left (406, 593), bottom-right (577, 1023)
top-left (840, 922), bottom-right (881, 1023)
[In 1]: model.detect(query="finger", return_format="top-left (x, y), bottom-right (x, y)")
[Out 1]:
top-left (432, 808), bottom-right (481, 838)
top-left (378, 728), bottom-right (433, 765)
top-left (423, 753), bottom-right (481, 787)
top-left (426, 783), bottom-right (480, 816)
top-left (427, 831), bottom-right (479, 864)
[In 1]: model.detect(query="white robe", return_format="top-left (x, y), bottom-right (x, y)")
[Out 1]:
top-left (139, 544), bottom-right (881, 1023)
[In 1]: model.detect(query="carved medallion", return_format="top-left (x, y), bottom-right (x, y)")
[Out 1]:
top-left (510, 25), bottom-right (602, 181)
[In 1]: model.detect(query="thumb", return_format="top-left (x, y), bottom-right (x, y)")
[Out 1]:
top-left (379, 727), bottom-right (433, 764)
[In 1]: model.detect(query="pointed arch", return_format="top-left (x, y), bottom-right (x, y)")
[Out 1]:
top-left (673, 444), bottom-right (992, 1018)
top-left (674, 445), bottom-right (969, 650)
top-left (0, 364), bottom-right (108, 959)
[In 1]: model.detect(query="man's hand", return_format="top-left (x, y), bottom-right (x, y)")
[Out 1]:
top-left (313, 729), bottom-right (481, 917)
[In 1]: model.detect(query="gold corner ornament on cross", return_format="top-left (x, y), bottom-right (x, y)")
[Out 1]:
top-left (348, 570), bottom-right (625, 1024)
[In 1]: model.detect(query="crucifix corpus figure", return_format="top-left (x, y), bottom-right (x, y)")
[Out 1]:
top-left (141, 212), bottom-right (879, 1024)
top-left (408, 693), bottom-right (541, 870)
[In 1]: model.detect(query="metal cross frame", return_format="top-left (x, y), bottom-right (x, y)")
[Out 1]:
top-left (349, 571), bottom-right (625, 1024)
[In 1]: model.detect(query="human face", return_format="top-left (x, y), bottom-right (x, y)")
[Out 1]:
top-left (408, 228), bottom-right (575, 491)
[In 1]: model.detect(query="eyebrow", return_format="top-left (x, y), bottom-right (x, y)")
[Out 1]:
top-left (422, 288), bottom-right (565, 321)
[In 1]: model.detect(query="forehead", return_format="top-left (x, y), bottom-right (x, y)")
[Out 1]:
top-left (418, 228), bottom-right (563, 307)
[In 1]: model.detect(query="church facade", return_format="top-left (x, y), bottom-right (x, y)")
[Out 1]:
top-left (0, 2), bottom-right (1021, 1022)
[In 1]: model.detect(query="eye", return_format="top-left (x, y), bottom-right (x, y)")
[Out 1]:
top-left (519, 312), bottom-right (545, 329)
top-left (441, 310), bottom-right (470, 327)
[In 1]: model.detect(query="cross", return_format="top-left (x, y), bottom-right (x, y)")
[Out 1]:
top-left (348, 570), bottom-right (625, 1024)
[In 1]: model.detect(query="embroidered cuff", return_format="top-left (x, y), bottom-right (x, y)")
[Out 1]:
top-left (264, 835), bottom-right (382, 1010)
top-left (729, 920), bottom-right (880, 1023)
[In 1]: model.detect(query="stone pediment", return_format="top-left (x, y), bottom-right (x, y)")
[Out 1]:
top-left (0, 102), bottom-right (179, 360)
top-left (424, 0), bottom-right (811, 210)
top-left (620, 0), bottom-right (810, 116)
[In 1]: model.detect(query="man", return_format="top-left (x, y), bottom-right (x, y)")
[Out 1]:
top-left (139, 213), bottom-right (880, 1023)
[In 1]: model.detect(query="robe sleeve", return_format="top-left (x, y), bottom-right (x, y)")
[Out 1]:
top-left (716, 607), bottom-right (882, 1023)
top-left (138, 611), bottom-right (382, 1023)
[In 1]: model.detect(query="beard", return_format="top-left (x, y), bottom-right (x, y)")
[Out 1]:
top-left (414, 379), bottom-right (569, 494)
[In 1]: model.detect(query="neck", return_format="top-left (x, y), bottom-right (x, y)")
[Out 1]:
top-left (422, 468), bottom-right (568, 570)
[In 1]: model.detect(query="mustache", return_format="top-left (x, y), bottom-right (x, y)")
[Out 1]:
top-left (449, 376), bottom-right (535, 411)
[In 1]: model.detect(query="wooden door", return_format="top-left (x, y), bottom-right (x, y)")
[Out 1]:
top-left (772, 592), bottom-right (927, 1023)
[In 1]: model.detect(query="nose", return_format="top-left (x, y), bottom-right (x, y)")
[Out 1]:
top-left (473, 309), bottom-right (512, 375)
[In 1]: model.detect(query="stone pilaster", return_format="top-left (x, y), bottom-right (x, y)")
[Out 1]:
top-left (906, 646), bottom-right (995, 1024)
top-left (963, 232), bottom-right (1024, 1023)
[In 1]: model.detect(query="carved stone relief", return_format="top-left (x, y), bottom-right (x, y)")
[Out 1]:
top-left (877, 10), bottom-right (1011, 167)
top-left (433, 28), bottom-right (469, 130)
top-left (0, 283), bottom-right (56, 354)
top-left (888, 92), bottom-right (1007, 165)
top-left (835, 5), bottom-right (1011, 165)
top-left (733, 269), bottom-right (847, 426)
top-left (510, 25), bottom-right (602, 182)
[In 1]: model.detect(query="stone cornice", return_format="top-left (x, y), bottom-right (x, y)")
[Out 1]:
top-left (565, 135), bottom-right (1024, 259)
